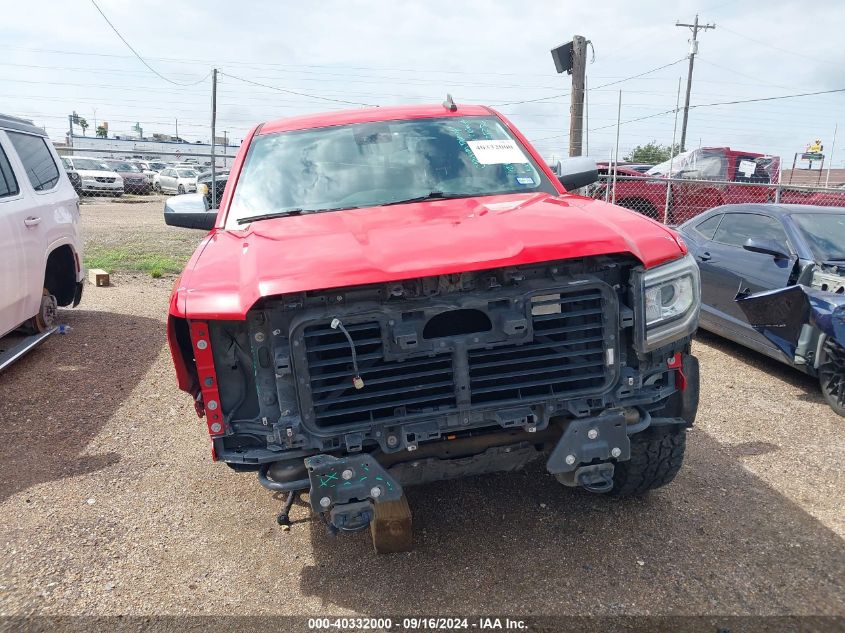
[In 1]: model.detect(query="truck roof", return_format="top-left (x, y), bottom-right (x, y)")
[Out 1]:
top-left (259, 103), bottom-right (495, 135)
top-left (0, 114), bottom-right (47, 137)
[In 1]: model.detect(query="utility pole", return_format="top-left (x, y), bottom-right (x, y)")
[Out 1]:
top-left (584, 75), bottom-right (589, 156)
top-left (211, 68), bottom-right (217, 209)
top-left (175, 118), bottom-right (179, 141)
top-left (569, 35), bottom-right (587, 157)
top-left (676, 14), bottom-right (715, 152)
top-left (67, 114), bottom-right (74, 149)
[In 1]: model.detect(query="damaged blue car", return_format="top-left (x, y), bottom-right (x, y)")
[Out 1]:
top-left (677, 204), bottom-right (845, 415)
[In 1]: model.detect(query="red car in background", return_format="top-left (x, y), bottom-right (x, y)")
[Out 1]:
top-left (594, 147), bottom-right (781, 223)
top-left (594, 147), bottom-right (845, 224)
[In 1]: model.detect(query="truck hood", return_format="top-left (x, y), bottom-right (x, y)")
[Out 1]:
top-left (175, 192), bottom-right (685, 320)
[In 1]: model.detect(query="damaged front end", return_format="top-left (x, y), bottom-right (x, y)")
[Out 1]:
top-left (178, 254), bottom-right (700, 534)
top-left (736, 283), bottom-right (845, 414)
top-left (736, 283), bottom-right (845, 362)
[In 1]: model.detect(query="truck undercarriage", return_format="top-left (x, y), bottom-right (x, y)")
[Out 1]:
top-left (179, 255), bottom-right (698, 546)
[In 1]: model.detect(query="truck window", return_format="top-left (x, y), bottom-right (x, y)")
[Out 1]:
top-left (689, 154), bottom-right (726, 181)
top-left (6, 132), bottom-right (60, 191)
top-left (733, 156), bottom-right (770, 184)
top-left (713, 213), bottom-right (788, 249)
top-left (0, 142), bottom-right (19, 198)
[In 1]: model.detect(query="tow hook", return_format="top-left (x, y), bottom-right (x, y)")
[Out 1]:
top-left (304, 454), bottom-right (402, 533)
top-left (575, 463), bottom-right (615, 493)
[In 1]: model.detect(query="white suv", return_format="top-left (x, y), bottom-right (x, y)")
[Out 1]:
top-left (0, 114), bottom-right (84, 365)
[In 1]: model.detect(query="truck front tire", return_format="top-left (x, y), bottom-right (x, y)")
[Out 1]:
top-left (609, 426), bottom-right (686, 497)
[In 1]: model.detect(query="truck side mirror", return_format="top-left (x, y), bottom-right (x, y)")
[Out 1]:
top-left (557, 156), bottom-right (598, 191)
top-left (743, 237), bottom-right (789, 260)
top-left (164, 193), bottom-right (217, 230)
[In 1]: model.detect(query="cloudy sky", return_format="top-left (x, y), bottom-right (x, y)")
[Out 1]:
top-left (4, 0), bottom-right (844, 166)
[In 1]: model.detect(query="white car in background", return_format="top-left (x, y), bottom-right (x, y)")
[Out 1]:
top-left (0, 114), bottom-right (84, 369)
top-left (157, 167), bottom-right (198, 194)
top-left (131, 160), bottom-right (159, 186)
top-left (61, 156), bottom-right (124, 196)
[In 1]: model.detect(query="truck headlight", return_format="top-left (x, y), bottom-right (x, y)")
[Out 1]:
top-left (645, 275), bottom-right (695, 325)
top-left (635, 253), bottom-right (700, 351)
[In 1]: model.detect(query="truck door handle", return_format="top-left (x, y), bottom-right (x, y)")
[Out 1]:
top-left (24, 216), bottom-right (41, 227)
top-left (698, 251), bottom-right (711, 262)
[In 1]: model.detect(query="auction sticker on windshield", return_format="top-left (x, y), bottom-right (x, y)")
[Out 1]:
top-left (466, 139), bottom-right (528, 165)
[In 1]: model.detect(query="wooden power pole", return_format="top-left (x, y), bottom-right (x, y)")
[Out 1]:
top-left (569, 35), bottom-right (587, 157)
top-left (676, 15), bottom-right (715, 152)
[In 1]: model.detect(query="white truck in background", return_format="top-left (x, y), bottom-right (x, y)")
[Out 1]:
top-left (0, 114), bottom-right (84, 370)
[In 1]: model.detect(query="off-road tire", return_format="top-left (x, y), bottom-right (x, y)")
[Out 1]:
top-left (609, 427), bottom-right (686, 497)
top-left (818, 338), bottom-right (845, 417)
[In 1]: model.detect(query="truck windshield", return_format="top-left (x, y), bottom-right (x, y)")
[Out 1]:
top-left (791, 213), bottom-right (845, 261)
top-left (647, 148), bottom-right (727, 180)
top-left (227, 115), bottom-right (555, 226)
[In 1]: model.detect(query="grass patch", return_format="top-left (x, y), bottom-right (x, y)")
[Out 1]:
top-left (84, 247), bottom-right (188, 278)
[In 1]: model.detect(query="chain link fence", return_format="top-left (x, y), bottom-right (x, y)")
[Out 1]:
top-left (56, 143), bottom-right (237, 200)
top-left (588, 174), bottom-right (845, 225)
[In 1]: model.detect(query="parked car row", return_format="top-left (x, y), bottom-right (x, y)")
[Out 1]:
top-left (58, 156), bottom-right (215, 197)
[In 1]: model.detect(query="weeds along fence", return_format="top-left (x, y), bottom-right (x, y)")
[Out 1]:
top-left (589, 174), bottom-right (845, 225)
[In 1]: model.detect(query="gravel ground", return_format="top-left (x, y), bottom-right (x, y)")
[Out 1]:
top-left (0, 201), bottom-right (843, 619)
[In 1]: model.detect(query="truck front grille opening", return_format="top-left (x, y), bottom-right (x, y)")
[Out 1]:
top-left (298, 286), bottom-right (611, 429)
top-left (468, 289), bottom-right (607, 405)
top-left (303, 321), bottom-right (456, 428)
top-left (423, 309), bottom-right (492, 339)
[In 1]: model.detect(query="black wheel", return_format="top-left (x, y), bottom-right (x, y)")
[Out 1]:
top-left (818, 338), bottom-right (845, 416)
top-left (608, 427), bottom-right (686, 497)
top-left (178, 184), bottom-right (185, 194)
top-left (154, 182), bottom-right (161, 192)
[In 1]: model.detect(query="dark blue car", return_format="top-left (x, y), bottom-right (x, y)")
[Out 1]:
top-left (676, 203), bottom-right (845, 414)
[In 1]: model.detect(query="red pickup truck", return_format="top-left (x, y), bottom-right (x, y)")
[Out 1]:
top-left (594, 147), bottom-right (845, 224)
top-left (164, 102), bottom-right (700, 551)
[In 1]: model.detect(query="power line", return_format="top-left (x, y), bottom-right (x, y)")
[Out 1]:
top-left (89, 0), bottom-right (210, 87)
top-left (492, 57), bottom-right (688, 107)
top-left (718, 24), bottom-right (840, 66)
top-left (691, 87), bottom-right (845, 109)
top-left (218, 71), bottom-right (375, 107)
top-left (528, 86), bottom-right (845, 143)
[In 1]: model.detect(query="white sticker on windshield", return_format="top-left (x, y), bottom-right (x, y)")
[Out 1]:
top-left (467, 139), bottom-right (529, 165)
top-left (738, 160), bottom-right (757, 178)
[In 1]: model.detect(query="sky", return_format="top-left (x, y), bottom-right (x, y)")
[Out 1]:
top-left (3, 0), bottom-right (844, 167)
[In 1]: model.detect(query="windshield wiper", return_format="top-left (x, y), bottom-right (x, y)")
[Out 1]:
top-left (237, 192), bottom-right (480, 224)
top-left (237, 209), bottom-right (308, 225)
top-left (381, 191), bottom-right (478, 206)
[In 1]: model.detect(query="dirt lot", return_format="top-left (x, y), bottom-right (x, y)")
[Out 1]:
top-left (1, 201), bottom-right (843, 619)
